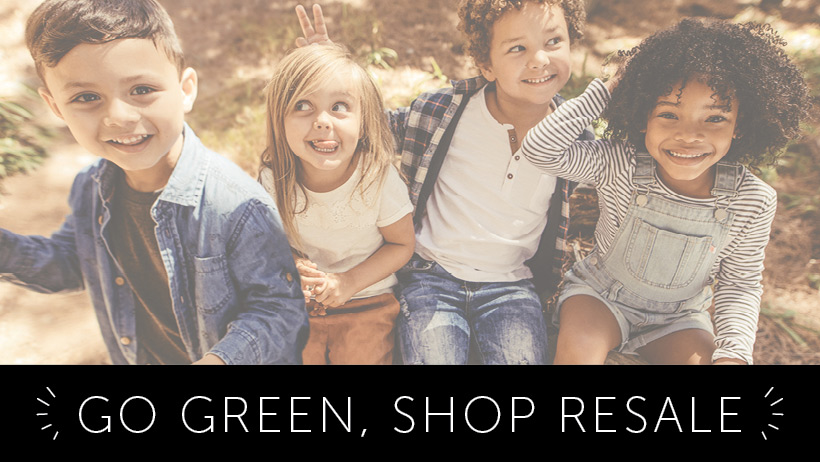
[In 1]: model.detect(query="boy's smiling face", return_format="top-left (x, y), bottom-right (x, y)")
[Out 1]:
top-left (480, 1), bottom-right (572, 114)
top-left (39, 38), bottom-right (197, 191)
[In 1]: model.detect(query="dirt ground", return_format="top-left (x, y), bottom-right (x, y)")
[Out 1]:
top-left (1, 0), bottom-right (818, 364)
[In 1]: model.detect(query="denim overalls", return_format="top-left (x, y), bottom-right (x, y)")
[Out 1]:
top-left (557, 153), bottom-right (741, 353)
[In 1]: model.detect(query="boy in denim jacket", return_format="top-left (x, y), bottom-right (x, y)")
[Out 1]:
top-left (297, 0), bottom-right (592, 364)
top-left (0, 0), bottom-right (309, 365)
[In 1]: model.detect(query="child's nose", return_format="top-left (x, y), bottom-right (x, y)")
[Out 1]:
top-left (313, 112), bottom-right (332, 130)
top-left (674, 122), bottom-right (705, 143)
top-left (528, 50), bottom-right (550, 69)
top-left (103, 98), bottom-right (140, 127)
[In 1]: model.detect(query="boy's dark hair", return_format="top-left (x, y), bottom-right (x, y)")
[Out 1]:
top-left (26, 0), bottom-right (185, 81)
top-left (458, 0), bottom-right (586, 68)
top-left (605, 18), bottom-right (812, 167)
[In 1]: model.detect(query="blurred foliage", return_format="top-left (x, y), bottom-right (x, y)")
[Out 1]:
top-left (190, 79), bottom-right (268, 174)
top-left (337, 3), bottom-right (397, 69)
top-left (0, 87), bottom-right (53, 184)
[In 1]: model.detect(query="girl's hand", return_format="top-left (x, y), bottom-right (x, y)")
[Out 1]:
top-left (295, 257), bottom-right (326, 303)
top-left (313, 272), bottom-right (356, 308)
top-left (601, 51), bottom-right (629, 93)
top-left (295, 4), bottom-right (332, 47)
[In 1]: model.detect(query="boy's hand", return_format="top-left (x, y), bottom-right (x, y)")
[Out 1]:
top-left (295, 4), bottom-right (332, 47)
top-left (192, 354), bottom-right (226, 365)
top-left (312, 272), bottom-right (355, 308)
top-left (295, 257), bottom-right (326, 303)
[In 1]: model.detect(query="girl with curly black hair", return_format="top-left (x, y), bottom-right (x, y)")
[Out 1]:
top-left (522, 18), bottom-right (812, 365)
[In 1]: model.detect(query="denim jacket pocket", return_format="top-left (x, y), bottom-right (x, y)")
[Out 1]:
top-left (192, 254), bottom-right (235, 314)
top-left (623, 219), bottom-right (713, 290)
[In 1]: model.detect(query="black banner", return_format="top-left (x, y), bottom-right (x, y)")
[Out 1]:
top-left (4, 366), bottom-right (815, 453)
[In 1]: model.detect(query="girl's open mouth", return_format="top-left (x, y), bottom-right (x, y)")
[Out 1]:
top-left (666, 149), bottom-right (710, 159)
top-left (309, 140), bottom-right (339, 153)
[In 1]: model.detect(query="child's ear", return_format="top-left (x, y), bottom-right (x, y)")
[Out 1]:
top-left (478, 62), bottom-right (496, 82)
top-left (38, 87), bottom-right (64, 121)
top-left (180, 68), bottom-right (198, 113)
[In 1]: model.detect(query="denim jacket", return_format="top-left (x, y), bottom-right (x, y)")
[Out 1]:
top-left (388, 76), bottom-right (593, 293)
top-left (0, 124), bottom-right (308, 364)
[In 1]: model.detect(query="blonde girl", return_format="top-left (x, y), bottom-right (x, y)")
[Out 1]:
top-left (259, 44), bottom-right (414, 365)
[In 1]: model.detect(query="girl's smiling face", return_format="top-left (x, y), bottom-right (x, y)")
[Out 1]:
top-left (643, 79), bottom-right (739, 197)
top-left (284, 73), bottom-right (361, 191)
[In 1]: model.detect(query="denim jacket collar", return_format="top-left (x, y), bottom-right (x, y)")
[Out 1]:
top-left (91, 123), bottom-right (209, 208)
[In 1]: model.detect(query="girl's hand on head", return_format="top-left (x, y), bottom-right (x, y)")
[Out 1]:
top-left (295, 4), bottom-right (333, 47)
top-left (601, 51), bottom-right (629, 93)
top-left (313, 272), bottom-right (356, 308)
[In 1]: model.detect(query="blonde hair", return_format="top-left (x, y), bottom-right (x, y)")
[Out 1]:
top-left (260, 44), bottom-right (395, 253)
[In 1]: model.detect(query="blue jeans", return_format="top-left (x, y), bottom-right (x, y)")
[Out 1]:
top-left (396, 255), bottom-right (548, 365)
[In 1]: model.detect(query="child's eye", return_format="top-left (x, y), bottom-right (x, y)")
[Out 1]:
top-left (132, 86), bottom-right (156, 96)
top-left (706, 115), bottom-right (727, 123)
top-left (546, 37), bottom-right (561, 46)
top-left (656, 112), bottom-right (678, 119)
top-left (332, 102), bottom-right (350, 113)
top-left (294, 100), bottom-right (313, 112)
top-left (71, 93), bottom-right (100, 103)
top-left (507, 45), bottom-right (525, 53)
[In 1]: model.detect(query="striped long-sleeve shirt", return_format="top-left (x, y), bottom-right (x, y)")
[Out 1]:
top-left (522, 79), bottom-right (777, 364)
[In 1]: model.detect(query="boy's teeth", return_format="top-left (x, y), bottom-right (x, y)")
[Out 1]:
top-left (111, 135), bottom-right (149, 145)
top-left (668, 150), bottom-right (708, 158)
top-left (525, 75), bottom-right (553, 83)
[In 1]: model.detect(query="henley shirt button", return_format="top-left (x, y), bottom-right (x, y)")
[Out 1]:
top-left (510, 136), bottom-right (517, 143)
top-left (589, 256), bottom-right (598, 266)
top-left (286, 272), bottom-right (294, 282)
top-left (515, 155), bottom-right (520, 161)
top-left (507, 173), bottom-right (513, 179)
top-left (115, 277), bottom-right (125, 286)
top-left (120, 337), bottom-right (132, 346)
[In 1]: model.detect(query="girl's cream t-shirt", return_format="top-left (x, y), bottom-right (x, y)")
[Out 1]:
top-left (260, 163), bottom-right (413, 299)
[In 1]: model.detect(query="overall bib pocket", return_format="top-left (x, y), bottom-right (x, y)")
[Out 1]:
top-left (623, 219), bottom-right (714, 290)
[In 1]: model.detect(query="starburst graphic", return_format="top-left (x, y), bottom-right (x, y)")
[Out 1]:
top-left (761, 386), bottom-right (783, 441)
top-left (36, 387), bottom-right (59, 440)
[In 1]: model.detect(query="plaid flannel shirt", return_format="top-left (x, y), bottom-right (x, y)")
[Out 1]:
top-left (388, 76), bottom-right (593, 295)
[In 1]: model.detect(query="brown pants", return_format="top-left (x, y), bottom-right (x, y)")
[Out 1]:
top-left (302, 293), bottom-right (400, 365)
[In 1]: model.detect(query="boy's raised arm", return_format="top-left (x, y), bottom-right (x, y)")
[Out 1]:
top-left (295, 4), bottom-right (332, 47)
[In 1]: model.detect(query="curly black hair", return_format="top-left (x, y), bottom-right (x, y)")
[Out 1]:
top-left (458, 0), bottom-right (586, 68)
top-left (604, 18), bottom-right (812, 167)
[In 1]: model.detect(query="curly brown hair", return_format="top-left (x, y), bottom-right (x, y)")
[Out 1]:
top-left (605, 18), bottom-right (812, 167)
top-left (458, 0), bottom-right (586, 68)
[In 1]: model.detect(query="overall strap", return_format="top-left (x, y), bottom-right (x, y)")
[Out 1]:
top-left (711, 161), bottom-right (742, 198)
top-left (632, 152), bottom-right (656, 187)
top-left (711, 160), bottom-right (741, 222)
